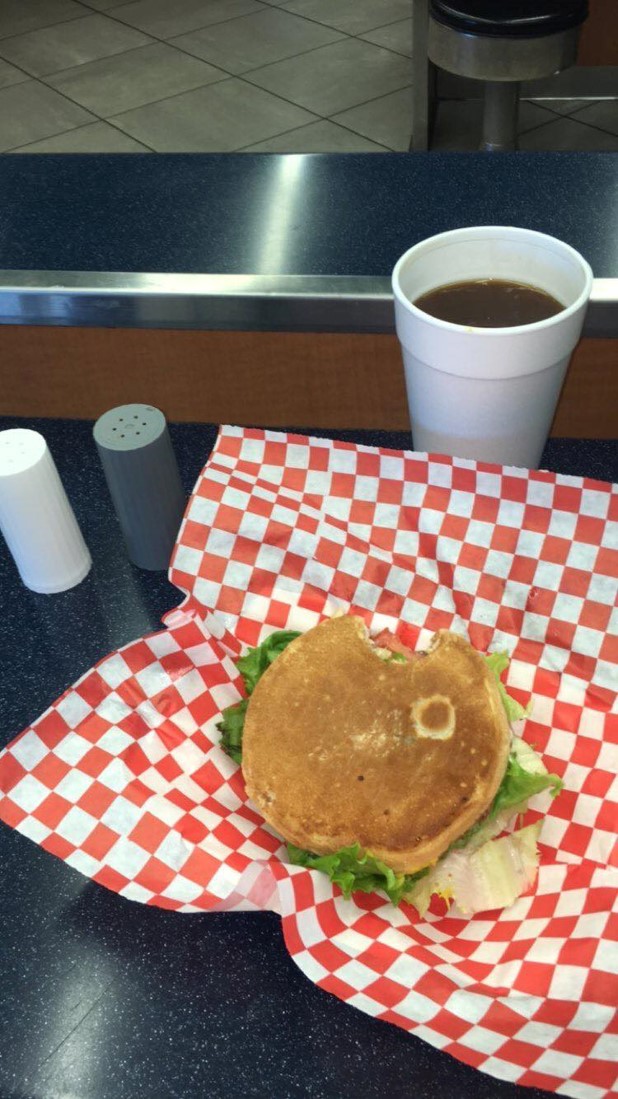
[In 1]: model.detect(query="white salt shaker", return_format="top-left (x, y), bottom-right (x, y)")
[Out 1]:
top-left (0, 428), bottom-right (91, 593)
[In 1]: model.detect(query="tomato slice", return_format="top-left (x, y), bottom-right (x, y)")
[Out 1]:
top-left (373, 629), bottom-right (416, 661)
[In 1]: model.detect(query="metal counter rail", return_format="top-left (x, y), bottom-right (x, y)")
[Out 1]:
top-left (0, 272), bottom-right (616, 335)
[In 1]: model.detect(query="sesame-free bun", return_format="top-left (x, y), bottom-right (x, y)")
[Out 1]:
top-left (242, 616), bottom-right (511, 874)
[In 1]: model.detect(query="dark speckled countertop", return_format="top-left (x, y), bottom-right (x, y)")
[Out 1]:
top-left (0, 418), bottom-right (615, 1099)
top-left (0, 152), bottom-right (617, 276)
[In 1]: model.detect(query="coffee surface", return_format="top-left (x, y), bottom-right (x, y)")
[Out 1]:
top-left (413, 279), bottom-right (564, 327)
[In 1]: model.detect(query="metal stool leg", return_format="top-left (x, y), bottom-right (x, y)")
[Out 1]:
top-left (410, 0), bottom-right (437, 150)
top-left (481, 80), bottom-right (520, 151)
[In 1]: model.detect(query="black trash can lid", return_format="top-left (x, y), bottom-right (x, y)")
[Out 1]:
top-left (431, 0), bottom-right (588, 37)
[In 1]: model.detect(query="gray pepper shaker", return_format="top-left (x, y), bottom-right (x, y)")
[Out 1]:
top-left (93, 404), bottom-right (185, 571)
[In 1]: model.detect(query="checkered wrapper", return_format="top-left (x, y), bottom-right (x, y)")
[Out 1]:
top-left (1, 426), bottom-right (617, 1098)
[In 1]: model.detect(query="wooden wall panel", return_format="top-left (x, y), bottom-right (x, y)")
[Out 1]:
top-left (576, 0), bottom-right (618, 66)
top-left (0, 324), bottom-right (616, 436)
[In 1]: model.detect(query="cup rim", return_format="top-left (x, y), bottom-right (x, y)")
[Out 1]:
top-left (391, 225), bottom-right (594, 335)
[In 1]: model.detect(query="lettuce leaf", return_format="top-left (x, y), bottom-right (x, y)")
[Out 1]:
top-left (217, 630), bottom-right (300, 761)
top-left (216, 699), bottom-right (247, 765)
top-left (450, 738), bottom-right (563, 851)
top-left (287, 842), bottom-right (427, 907)
top-left (387, 651), bottom-right (407, 664)
top-left (237, 630), bottom-right (301, 694)
top-left (490, 751), bottom-right (563, 818)
top-left (484, 651), bottom-right (529, 722)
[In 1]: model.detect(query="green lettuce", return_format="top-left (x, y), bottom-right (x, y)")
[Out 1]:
top-left (287, 842), bottom-right (427, 907)
top-left (450, 742), bottom-right (563, 852)
top-left (490, 751), bottom-right (563, 818)
top-left (485, 651), bottom-right (529, 723)
top-left (217, 698), bottom-right (247, 765)
top-left (217, 631), bottom-right (300, 761)
top-left (236, 630), bottom-right (301, 694)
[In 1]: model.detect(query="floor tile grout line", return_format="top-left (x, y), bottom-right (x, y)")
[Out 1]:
top-left (102, 116), bottom-right (164, 150)
top-left (525, 98), bottom-right (617, 122)
top-left (19, 38), bottom-right (225, 85)
top-left (0, 6), bottom-right (150, 52)
top-left (326, 82), bottom-right (414, 122)
top-left (3, 118), bottom-right (156, 154)
top-left (237, 65), bottom-right (413, 120)
top-left (0, 76), bottom-right (106, 146)
top-left (164, 31), bottom-right (349, 78)
top-left (515, 104), bottom-right (574, 135)
top-left (233, 116), bottom-right (396, 152)
top-left (100, 72), bottom-right (322, 129)
top-left (79, 1), bottom-right (334, 45)
top-left (102, 71), bottom-right (323, 125)
top-left (0, 9), bottom-right (92, 44)
top-left (514, 108), bottom-right (618, 143)
top-left (30, 44), bottom-right (234, 122)
top-left (255, 1), bottom-right (414, 38)
top-left (554, 108), bottom-right (618, 139)
top-left (356, 42), bottom-right (411, 59)
top-left (74, 1), bottom-right (136, 10)
top-left (0, 54), bottom-right (42, 85)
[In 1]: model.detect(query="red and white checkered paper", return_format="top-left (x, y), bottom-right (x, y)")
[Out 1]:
top-left (1, 426), bottom-right (617, 1098)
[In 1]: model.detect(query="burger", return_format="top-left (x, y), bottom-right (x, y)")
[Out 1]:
top-left (217, 615), bottom-right (562, 915)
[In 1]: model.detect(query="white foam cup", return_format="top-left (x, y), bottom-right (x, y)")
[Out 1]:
top-left (392, 226), bottom-right (593, 468)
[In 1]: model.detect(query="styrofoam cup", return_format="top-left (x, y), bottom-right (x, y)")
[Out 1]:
top-left (392, 226), bottom-right (593, 468)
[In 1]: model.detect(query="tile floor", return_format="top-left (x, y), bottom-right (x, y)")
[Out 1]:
top-left (0, 0), bottom-right (616, 153)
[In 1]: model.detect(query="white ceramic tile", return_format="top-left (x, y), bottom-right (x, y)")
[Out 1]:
top-left (277, 0), bottom-right (412, 35)
top-left (0, 15), bottom-right (153, 77)
top-left (518, 101), bottom-right (561, 133)
top-left (47, 42), bottom-right (225, 116)
top-left (0, 79), bottom-right (94, 151)
top-left (171, 8), bottom-right (343, 75)
top-left (11, 119), bottom-right (151, 151)
top-left (79, 0), bottom-right (137, 8)
top-left (111, 77), bottom-right (316, 150)
top-left (529, 97), bottom-right (598, 116)
top-left (519, 114), bottom-right (618, 151)
top-left (0, 0), bottom-right (86, 40)
top-left (0, 58), bottom-right (30, 89)
top-left (332, 87), bottom-right (412, 150)
top-left (567, 100), bottom-right (618, 136)
top-left (112, 0), bottom-right (266, 38)
top-left (245, 38), bottom-right (411, 116)
top-left (360, 18), bottom-right (412, 57)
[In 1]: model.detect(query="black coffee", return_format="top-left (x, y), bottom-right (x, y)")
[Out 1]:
top-left (413, 279), bottom-right (564, 327)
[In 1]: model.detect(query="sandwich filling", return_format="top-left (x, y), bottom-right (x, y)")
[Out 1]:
top-left (217, 617), bottom-right (562, 915)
